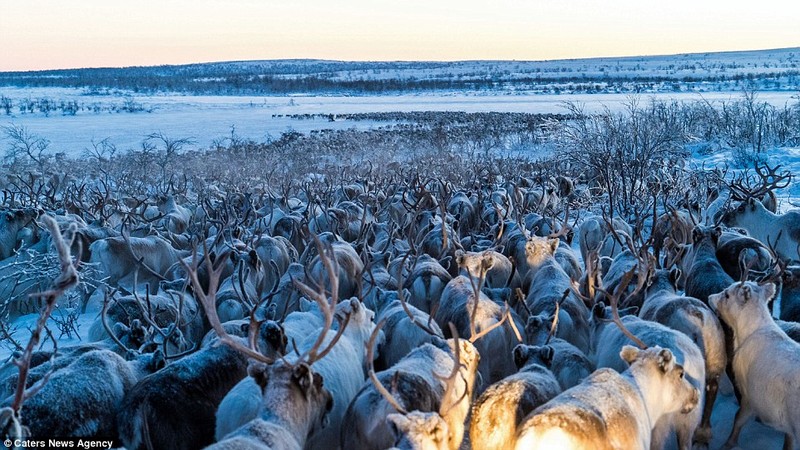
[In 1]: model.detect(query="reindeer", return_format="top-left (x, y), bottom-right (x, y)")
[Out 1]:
top-left (709, 281), bottom-right (800, 450)
top-left (469, 344), bottom-right (561, 450)
top-left (89, 234), bottom-right (187, 293)
top-left (779, 265), bottom-right (800, 322)
top-left (723, 197), bottom-right (800, 263)
top-left (641, 268), bottom-right (727, 444)
top-left (435, 272), bottom-right (523, 386)
top-left (523, 310), bottom-right (595, 391)
top-left (524, 247), bottom-right (591, 354)
top-left (592, 309), bottom-right (705, 450)
top-left (404, 254), bottom-right (452, 314)
top-left (684, 226), bottom-right (734, 305)
top-left (0, 208), bottom-right (40, 261)
top-left (455, 249), bottom-right (518, 290)
top-left (372, 288), bottom-right (444, 371)
top-left (515, 344), bottom-right (699, 450)
top-left (342, 322), bottom-right (479, 450)
top-left (2, 349), bottom-right (164, 440)
top-left (777, 320), bottom-right (800, 343)
top-left (307, 240), bottom-right (364, 300)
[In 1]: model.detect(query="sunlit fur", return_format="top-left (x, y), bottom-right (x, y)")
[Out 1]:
top-left (515, 346), bottom-right (699, 450)
top-left (342, 339), bottom-right (479, 450)
top-left (592, 313), bottom-right (705, 450)
top-left (469, 345), bottom-right (561, 450)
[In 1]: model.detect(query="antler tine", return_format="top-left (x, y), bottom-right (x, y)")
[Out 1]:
top-left (290, 231), bottom-right (344, 365)
top-left (367, 319), bottom-right (408, 414)
top-left (131, 272), bottom-right (166, 340)
top-left (436, 323), bottom-right (467, 417)
top-left (544, 290), bottom-right (566, 345)
top-left (738, 249), bottom-right (759, 284)
top-left (101, 290), bottom-right (134, 354)
top-left (161, 288), bottom-right (194, 360)
top-left (469, 303), bottom-right (511, 343)
top-left (596, 267), bottom-right (648, 350)
top-left (547, 201), bottom-right (572, 241)
top-left (182, 243), bottom-right (274, 365)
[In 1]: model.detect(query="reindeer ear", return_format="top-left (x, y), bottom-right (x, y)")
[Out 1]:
top-left (548, 238), bottom-right (560, 254)
top-left (293, 363), bottom-right (313, 393)
top-left (248, 362), bottom-right (271, 390)
top-left (712, 226), bottom-right (722, 242)
top-left (692, 227), bottom-right (702, 244)
top-left (657, 348), bottom-right (674, 373)
top-left (592, 302), bottom-right (606, 319)
top-left (312, 371), bottom-right (324, 390)
top-left (433, 419), bottom-right (448, 444)
top-left (537, 345), bottom-right (555, 366)
top-left (513, 345), bottom-right (529, 369)
top-left (620, 345), bottom-right (640, 365)
top-left (741, 284), bottom-right (752, 302)
top-left (150, 349), bottom-right (166, 371)
top-left (455, 250), bottom-right (465, 265)
top-left (387, 414), bottom-right (407, 439)
top-left (761, 282), bottom-right (776, 303)
top-left (669, 268), bottom-right (682, 286)
top-left (482, 256), bottom-right (495, 271)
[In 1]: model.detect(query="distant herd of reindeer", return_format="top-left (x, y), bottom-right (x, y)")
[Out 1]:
top-left (0, 160), bottom-right (798, 450)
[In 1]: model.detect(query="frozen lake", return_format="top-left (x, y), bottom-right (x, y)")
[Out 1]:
top-left (0, 87), bottom-right (797, 157)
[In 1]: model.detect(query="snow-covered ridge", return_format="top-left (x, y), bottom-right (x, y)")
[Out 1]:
top-left (2, 47), bottom-right (799, 95)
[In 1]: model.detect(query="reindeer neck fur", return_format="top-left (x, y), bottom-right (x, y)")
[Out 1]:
top-left (732, 297), bottom-right (780, 352)
top-left (739, 203), bottom-right (778, 242)
top-left (621, 365), bottom-right (662, 431)
top-left (644, 276), bottom-right (677, 303)
top-left (256, 377), bottom-right (320, 443)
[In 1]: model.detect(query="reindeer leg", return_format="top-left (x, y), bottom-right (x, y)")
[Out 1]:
top-left (695, 375), bottom-right (719, 446)
top-left (782, 433), bottom-right (794, 450)
top-left (723, 398), bottom-right (753, 450)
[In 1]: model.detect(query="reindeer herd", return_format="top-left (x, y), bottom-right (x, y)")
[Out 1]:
top-left (0, 159), bottom-right (798, 450)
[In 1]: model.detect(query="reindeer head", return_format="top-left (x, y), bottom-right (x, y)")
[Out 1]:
top-left (621, 345), bottom-right (699, 415)
top-left (524, 236), bottom-right (559, 268)
top-left (708, 281), bottom-right (776, 332)
top-left (721, 197), bottom-right (764, 228)
top-left (455, 250), bottom-right (495, 281)
top-left (513, 344), bottom-right (554, 371)
top-left (388, 412), bottom-right (450, 450)
top-left (691, 225), bottom-right (722, 248)
top-left (249, 360), bottom-right (333, 437)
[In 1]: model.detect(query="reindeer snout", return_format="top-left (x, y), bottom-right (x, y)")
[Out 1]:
top-left (681, 387), bottom-right (700, 414)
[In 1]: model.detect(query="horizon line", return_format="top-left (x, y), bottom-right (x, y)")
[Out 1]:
top-left (3, 45), bottom-right (798, 75)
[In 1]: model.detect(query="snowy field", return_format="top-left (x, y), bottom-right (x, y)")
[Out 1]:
top-left (1, 87), bottom-right (798, 157)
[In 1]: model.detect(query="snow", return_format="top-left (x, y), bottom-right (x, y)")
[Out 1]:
top-left (1, 87), bottom-right (797, 158)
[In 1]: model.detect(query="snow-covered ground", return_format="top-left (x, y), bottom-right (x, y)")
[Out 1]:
top-left (1, 87), bottom-right (798, 158)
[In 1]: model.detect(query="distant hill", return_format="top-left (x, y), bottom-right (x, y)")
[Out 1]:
top-left (1, 47), bottom-right (798, 95)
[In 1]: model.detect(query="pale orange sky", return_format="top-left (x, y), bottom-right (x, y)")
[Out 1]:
top-left (1, 0), bottom-right (798, 71)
